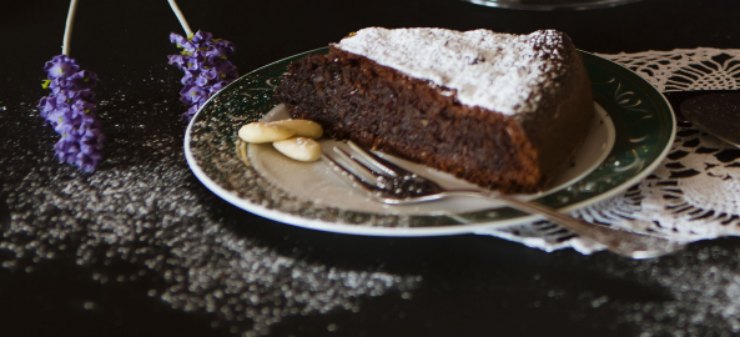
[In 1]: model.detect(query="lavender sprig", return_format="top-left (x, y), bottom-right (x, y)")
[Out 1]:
top-left (38, 55), bottom-right (105, 173)
top-left (168, 30), bottom-right (239, 121)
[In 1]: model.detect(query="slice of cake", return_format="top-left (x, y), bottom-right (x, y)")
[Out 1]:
top-left (275, 27), bottom-right (594, 193)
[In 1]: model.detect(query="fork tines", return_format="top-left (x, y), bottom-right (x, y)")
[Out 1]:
top-left (323, 142), bottom-right (379, 179)
top-left (322, 141), bottom-right (404, 190)
top-left (346, 141), bottom-right (400, 177)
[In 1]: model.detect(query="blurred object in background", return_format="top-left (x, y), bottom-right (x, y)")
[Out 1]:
top-left (463, 0), bottom-right (644, 10)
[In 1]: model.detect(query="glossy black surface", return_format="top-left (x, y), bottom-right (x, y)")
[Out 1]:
top-left (2, 1), bottom-right (739, 336)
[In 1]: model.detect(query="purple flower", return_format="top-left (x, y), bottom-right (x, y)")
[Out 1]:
top-left (38, 55), bottom-right (104, 173)
top-left (44, 55), bottom-right (80, 79)
top-left (180, 85), bottom-right (207, 105)
top-left (168, 30), bottom-right (239, 121)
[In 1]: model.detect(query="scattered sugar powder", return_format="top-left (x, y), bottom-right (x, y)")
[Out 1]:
top-left (0, 67), bottom-right (420, 336)
top-left (538, 244), bottom-right (740, 336)
top-left (2, 62), bottom-right (737, 337)
top-left (613, 245), bottom-right (740, 336)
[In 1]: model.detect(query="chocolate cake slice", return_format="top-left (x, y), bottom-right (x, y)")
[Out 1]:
top-left (275, 27), bottom-right (594, 193)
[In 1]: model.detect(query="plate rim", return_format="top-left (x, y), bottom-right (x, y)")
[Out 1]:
top-left (184, 49), bottom-right (676, 237)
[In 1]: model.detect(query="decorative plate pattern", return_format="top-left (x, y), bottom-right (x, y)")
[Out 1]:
top-left (184, 49), bottom-right (675, 236)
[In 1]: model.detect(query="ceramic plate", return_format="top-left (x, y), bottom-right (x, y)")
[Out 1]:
top-left (184, 49), bottom-right (675, 236)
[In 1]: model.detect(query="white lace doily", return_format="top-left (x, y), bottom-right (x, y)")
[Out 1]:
top-left (476, 48), bottom-right (740, 254)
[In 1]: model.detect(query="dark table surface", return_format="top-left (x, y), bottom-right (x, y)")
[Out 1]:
top-left (2, 1), bottom-right (739, 336)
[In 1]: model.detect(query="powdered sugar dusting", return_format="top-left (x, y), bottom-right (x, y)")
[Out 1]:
top-left (0, 69), bottom-right (421, 337)
top-left (336, 27), bottom-right (569, 115)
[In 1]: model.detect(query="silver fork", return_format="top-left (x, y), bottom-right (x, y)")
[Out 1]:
top-left (323, 141), bottom-right (685, 259)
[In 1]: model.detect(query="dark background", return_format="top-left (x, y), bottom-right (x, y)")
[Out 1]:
top-left (2, 0), bottom-right (739, 336)
top-left (4, 0), bottom-right (739, 103)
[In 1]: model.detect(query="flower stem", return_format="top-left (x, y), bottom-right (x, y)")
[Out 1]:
top-left (62, 0), bottom-right (79, 55)
top-left (167, 0), bottom-right (194, 38)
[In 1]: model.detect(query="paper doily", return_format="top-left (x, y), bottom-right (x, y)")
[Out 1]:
top-left (477, 48), bottom-right (740, 254)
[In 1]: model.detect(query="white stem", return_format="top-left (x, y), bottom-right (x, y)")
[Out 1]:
top-left (62, 0), bottom-right (79, 55)
top-left (167, 0), bottom-right (194, 37)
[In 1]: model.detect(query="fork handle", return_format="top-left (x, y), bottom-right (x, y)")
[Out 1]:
top-left (467, 191), bottom-right (685, 259)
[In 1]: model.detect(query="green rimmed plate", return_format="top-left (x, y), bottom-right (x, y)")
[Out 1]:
top-left (184, 49), bottom-right (675, 236)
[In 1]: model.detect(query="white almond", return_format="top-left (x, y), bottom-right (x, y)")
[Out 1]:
top-left (273, 137), bottom-right (322, 162)
top-left (238, 122), bottom-right (294, 143)
top-left (269, 119), bottom-right (323, 138)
